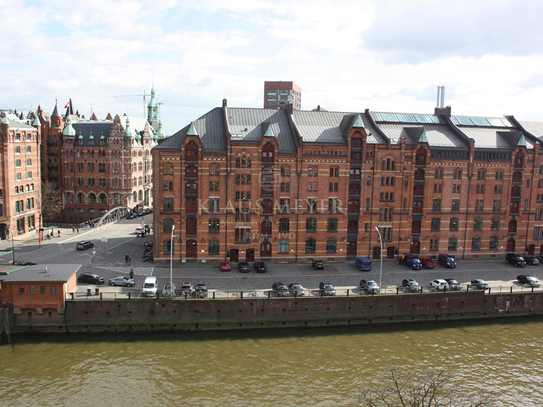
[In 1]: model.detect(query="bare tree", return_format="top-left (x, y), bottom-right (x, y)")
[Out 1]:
top-left (41, 181), bottom-right (62, 221)
top-left (357, 365), bottom-right (493, 407)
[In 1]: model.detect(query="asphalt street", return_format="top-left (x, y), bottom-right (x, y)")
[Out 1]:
top-left (1, 217), bottom-right (542, 295)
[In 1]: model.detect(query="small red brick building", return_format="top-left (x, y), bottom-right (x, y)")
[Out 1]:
top-left (0, 264), bottom-right (80, 331)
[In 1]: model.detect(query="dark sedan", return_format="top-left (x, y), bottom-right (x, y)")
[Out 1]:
top-left (272, 282), bottom-right (289, 297)
top-left (469, 279), bottom-right (489, 290)
top-left (76, 241), bottom-right (94, 250)
top-left (238, 262), bottom-right (250, 273)
top-left (78, 273), bottom-right (104, 285)
top-left (254, 262), bottom-right (268, 273)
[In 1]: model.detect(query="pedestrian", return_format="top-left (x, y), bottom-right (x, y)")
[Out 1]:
top-left (125, 254), bottom-right (129, 264)
top-left (129, 269), bottom-right (134, 279)
top-left (58, 230), bottom-right (61, 238)
top-left (399, 255), bottom-right (402, 266)
top-left (128, 256), bottom-right (132, 265)
top-left (72, 226), bottom-right (75, 234)
top-left (76, 226), bottom-right (79, 234)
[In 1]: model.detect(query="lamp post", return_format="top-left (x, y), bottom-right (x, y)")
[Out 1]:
top-left (170, 225), bottom-right (175, 297)
top-left (375, 227), bottom-right (383, 288)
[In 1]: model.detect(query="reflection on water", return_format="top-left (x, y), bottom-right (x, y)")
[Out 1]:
top-left (1, 317), bottom-right (542, 406)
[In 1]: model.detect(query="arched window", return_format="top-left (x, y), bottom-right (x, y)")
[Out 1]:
top-left (473, 217), bottom-right (483, 231)
top-left (163, 239), bottom-right (173, 255)
top-left (305, 238), bottom-right (316, 254)
top-left (448, 237), bottom-right (458, 251)
top-left (208, 218), bottom-right (220, 233)
top-left (278, 238), bottom-right (289, 254)
top-left (76, 192), bottom-right (84, 204)
top-left (306, 218), bottom-right (317, 233)
top-left (98, 193), bottom-right (107, 204)
top-left (450, 217), bottom-right (459, 232)
top-left (163, 218), bottom-right (174, 233)
top-left (327, 218), bottom-right (338, 233)
top-left (208, 239), bottom-right (220, 255)
top-left (88, 193), bottom-right (96, 204)
top-left (491, 217), bottom-right (500, 231)
top-left (326, 238), bottom-right (337, 253)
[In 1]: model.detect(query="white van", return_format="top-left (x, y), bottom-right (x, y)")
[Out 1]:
top-left (142, 276), bottom-right (158, 297)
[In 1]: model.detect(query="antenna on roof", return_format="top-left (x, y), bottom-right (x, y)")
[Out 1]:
top-left (436, 86), bottom-right (445, 108)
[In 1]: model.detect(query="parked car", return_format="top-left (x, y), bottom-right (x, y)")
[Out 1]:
top-left (109, 276), bottom-right (135, 287)
top-left (162, 283), bottom-right (176, 297)
top-left (272, 281), bottom-right (289, 297)
top-left (142, 276), bottom-right (158, 297)
top-left (220, 261), bottom-right (231, 272)
top-left (360, 279), bottom-right (380, 294)
top-left (179, 282), bottom-right (194, 296)
top-left (524, 256), bottom-right (540, 265)
top-left (516, 275), bottom-right (541, 287)
top-left (78, 273), bottom-right (104, 285)
top-left (438, 253), bottom-right (456, 268)
top-left (403, 253), bottom-right (422, 270)
top-left (312, 260), bottom-right (324, 270)
top-left (253, 262), bottom-right (268, 273)
top-left (445, 279), bottom-right (461, 291)
top-left (127, 212), bottom-right (138, 219)
top-left (238, 262), bottom-right (250, 273)
top-left (430, 279), bottom-right (449, 291)
top-left (506, 253), bottom-right (526, 267)
top-left (402, 278), bottom-right (421, 292)
top-left (288, 283), bottom-right (305, 297)
top-left (193, 283), bottom-right (208, 298)
top-left (355, 257), bottom-right (372, 271)
top-left (469, 279), bottom-right (489, 290)
top-left (135, 227), bottom-right (144, 235)
top-left (319, 281), bottom-right (336, 296)
top-left (76, 241), bottom-right (94, 250)
top-left (420, 257), bottom-right (436, 269)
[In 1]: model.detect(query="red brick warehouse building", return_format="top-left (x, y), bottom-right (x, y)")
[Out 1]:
top-left (38, 90), bottom-right (163, 223)
top-left (0, 112), bottom-right (42, 239)
top-left (152, 100), bottom-right (543, 264)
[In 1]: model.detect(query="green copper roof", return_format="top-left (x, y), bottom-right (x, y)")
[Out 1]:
top-left (147, 87), bottom-right (159, 123)
top-left (263, 124), bottom-right (275, 138)
top-left (517, 133), bottom-right (527, 147)
top-left (2, 115), bottom-right (9, 125)
top-left (418, 129), bottom-right (428, 143)
top-left (125, 117), bottom-right (133, 137)
top-left (62, 115), bottom-right (76, 136)
top-left (156, 121), bottom-right (165, 139)
top-left (352, 114), bottom-right (363, 128)
top-left (187, 122), bottom-right (198, 136)
top-left (32, 116), bottom-right (41, 127)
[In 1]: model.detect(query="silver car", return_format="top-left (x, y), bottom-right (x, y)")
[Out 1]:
top-left (108, 276), bottom-right (135, 287)
top-left (288, 283), bottom-right (305, 297)
top-left (162, 283), bottom-right (177, 297)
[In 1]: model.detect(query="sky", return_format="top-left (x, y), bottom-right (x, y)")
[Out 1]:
top-left (2, 0), bottom-right (543, 136)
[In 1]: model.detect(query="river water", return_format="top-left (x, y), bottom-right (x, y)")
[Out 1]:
top-left (0, 317), bottom-right (541, 406)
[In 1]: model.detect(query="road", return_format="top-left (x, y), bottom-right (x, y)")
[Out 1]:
top-left (4, 217), bottom-right (543, 297)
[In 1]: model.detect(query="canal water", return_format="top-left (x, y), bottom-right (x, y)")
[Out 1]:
top-left (0, 317), bottom-right (541, 406)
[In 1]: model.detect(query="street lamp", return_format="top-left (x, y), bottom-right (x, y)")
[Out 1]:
top-left (375, 227), bottom-right (383, 288)
top-left (170, 225), bottom-right (175, 297)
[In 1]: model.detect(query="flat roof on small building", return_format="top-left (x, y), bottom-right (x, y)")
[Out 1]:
top-left (0, 264), bottom-right (81, 283)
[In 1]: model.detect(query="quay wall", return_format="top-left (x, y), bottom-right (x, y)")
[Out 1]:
top-left (10, 291), bottom-right (539, 335)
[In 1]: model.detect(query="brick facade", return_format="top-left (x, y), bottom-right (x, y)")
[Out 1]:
top-left (150, 103), bottom-right (543, 264)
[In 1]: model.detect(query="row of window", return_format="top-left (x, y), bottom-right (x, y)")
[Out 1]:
top-left (427, 217), bottom-right (502, 232)
top-left (14, 184), bottom-right (35, 194)
top-left (19, 285), bottom-right (57, 295)
top-left (162, 238), bottom-right (340, 255)
top-left (428, 236), bottom-right (504, 252)
top-left (13, 132), bottom-right (35, 141)
top-left (431, 198), bottom-right (503, 212)
top-left (15, 198), bottom-right (35, 213)
top-left (14, 146), bottom-right (32, 154)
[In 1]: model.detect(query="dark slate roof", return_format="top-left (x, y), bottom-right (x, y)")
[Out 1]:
top-left (72, 121), bottom-right (113, 145)
top-left (156, 107), bottom-right (227, 153)
top-left (0, 264), bottom-right (81, 282)
top-left (292, 110), bottom-right (352, 145)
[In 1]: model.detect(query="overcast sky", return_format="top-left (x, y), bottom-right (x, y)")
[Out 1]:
top-left (2, 0), bottom-right (543, 135)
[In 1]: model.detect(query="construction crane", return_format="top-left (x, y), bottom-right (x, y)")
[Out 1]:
top-left (113, 91), bottom-right (150, 117)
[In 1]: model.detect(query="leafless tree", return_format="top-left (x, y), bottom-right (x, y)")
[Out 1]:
top-left (41, 181), bottom-right (62, 221)
top-left (357, 365), bottom-right (493, 407)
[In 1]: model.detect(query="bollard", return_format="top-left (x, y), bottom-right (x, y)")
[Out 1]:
top-left (347, 289), bottom-right (349, 297)
top-left (128, 292), bottom-right (131, 300)
top-left (71, 292), bottom-right (74, 300)
top-left (213, 291), bottom-right (216, 299)
top-left (100, 292), bottom-right (103, 300)
top-left (510, 286), bottom-right (513, 293)
top-left (86, 287), bottom-right (91, 296)
top-left (95, 287), bottom-right (100, 296)
top-left (240, 291), bottom-right (243, 299)
top-left (268, 291), bottom-right (271, 299)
